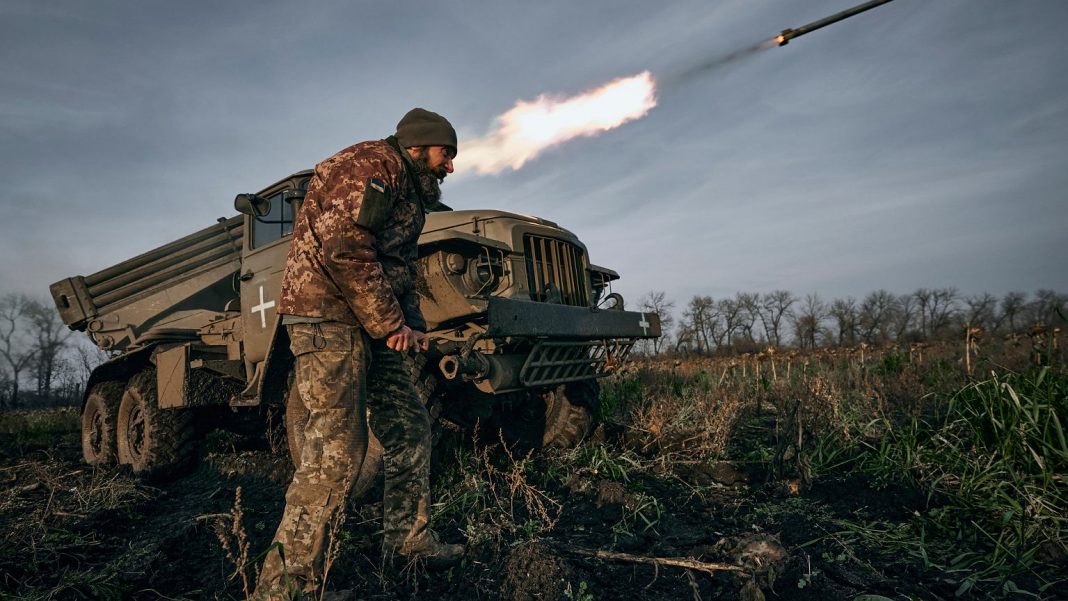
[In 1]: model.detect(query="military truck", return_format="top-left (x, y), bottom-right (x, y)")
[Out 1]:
top-left (50, 169), bottom-right (660, 487)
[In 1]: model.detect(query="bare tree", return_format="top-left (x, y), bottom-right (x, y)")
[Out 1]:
top-left (928, 287), bottom-right (959, 338)
top-left (683, 295), bottom-right (717, 354)
top-left (24, 298), bottom-right (71, 399)
top-left (828, 297), bottom-right (858, 346)
top-left (963, 293), bottom-right (998, 330)
top-left (1031, 289), bottom-right (1068, 327)
top-left (735, 292), bottom-right (761, 345)
top-left (638, 291), bottom-right (675, 355)
top-left (858, 289), bottom-right (899, 344)
top-left (998, 291), bottom-right (1027, 333)
top-left (0, 294), bottom-right (35, 408)
top-left (791, 294), bottom-right (827, 351)
top-left (894, 293), bottom-right (916, 341)
top-left (0, 365), bottom-right (11, 409)
top-left (913, 288), bottom-right (933, 339)
top-left (718, 297), bottom-right (744, 351)
top-left (760, 290), bottom-right (795, 347)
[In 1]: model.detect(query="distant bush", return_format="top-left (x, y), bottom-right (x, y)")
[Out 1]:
top-left (0, 406), bottom-right (80, 452)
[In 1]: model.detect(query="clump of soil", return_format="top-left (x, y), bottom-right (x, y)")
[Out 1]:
top-left (500, 541), bottom-right (570, 601)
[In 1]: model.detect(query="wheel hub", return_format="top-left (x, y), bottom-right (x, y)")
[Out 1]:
top-left (88, 410), bottom-right (104, 455)
top-left (128, 404), bottom-right (146, 462)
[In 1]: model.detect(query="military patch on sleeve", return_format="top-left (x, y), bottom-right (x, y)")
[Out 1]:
top-left (355, 178), bottom-right (391, 230)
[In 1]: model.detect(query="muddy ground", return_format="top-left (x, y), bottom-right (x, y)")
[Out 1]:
top-left (0, 406), bottom-right (1063, 601)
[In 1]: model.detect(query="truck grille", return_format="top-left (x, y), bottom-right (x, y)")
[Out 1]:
top-left (519, 340), bottom-right (635, 387)
top-left (524, 234), bottom-right (589, 307)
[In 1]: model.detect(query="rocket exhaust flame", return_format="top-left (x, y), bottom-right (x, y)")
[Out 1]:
top-left (458, 71), bottom-right (657, 175)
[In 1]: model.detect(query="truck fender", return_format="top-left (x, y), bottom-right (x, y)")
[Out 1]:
top-left (252, 322), bottom-right (294, 408)
top-left (82, 346), bottom-right (154, 408)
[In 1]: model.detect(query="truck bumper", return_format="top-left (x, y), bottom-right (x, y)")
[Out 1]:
top-left (484, 297), bottom-right (661, 339)
top-left (446, 297), bottom-right (662, 390)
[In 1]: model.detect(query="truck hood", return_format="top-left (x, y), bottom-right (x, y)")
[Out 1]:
top-left (423, 209), bottom-right (572, 236)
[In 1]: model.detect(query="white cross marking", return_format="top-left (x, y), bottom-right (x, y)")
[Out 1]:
top-left (638, 313), bottom-right (650, 336)
top-left (251, 285), bottom-right (276, 329)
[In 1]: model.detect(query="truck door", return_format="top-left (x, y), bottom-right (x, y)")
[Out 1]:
top-left (239, 191), bottom-right (296, 370)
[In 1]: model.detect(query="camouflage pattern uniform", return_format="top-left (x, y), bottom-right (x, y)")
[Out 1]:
top-left (257, 138), bottom-right (432, 598)
top-left (277, 138), bottom-right (426, 338)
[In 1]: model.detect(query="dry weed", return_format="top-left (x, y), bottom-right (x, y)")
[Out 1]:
top-left (211, 486), bottom-right (254, 599)
top-left (481, 434), bottom-right (561, 532)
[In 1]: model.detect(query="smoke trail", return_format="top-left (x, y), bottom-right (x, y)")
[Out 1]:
top-left (662, 38), bottom-right (778, 87)
top-left (457, 71), bottom-right (657, 176)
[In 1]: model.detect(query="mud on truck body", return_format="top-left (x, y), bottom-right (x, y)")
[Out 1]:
top-left (50, 169), bottom-right (660, 486)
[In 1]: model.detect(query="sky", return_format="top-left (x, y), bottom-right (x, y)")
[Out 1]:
top-left (1, 0), bottom-right (1066, 318)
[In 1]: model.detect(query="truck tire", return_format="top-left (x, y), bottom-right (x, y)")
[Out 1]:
top-left (81, 381), bottom-right (124, 466)
top-left (542, 380), bottom-right (599, 448)
top-left (286, 356), bottom-right (442, 499)
top-left (116, 370), bottom-right (195, 479)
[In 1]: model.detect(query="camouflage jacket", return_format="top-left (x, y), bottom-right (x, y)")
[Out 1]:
top-left (278, 138), bottom-right (426, 339)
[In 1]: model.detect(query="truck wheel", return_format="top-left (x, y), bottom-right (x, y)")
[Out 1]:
top-left (116, 370), bottom-right (195, 479)
top-left (82, 381), bottom-right (124, 466)
top-left (542, 380), bottom-right (600, 448)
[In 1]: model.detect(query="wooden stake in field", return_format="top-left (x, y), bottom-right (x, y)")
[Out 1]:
top-left (767, 346), bottom-right (778, 383)
top-left (963, 326), bottom-right (982, 377)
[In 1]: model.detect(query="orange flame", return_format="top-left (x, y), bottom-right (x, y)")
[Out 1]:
top-left (458, 71), bottom-right (657, 175)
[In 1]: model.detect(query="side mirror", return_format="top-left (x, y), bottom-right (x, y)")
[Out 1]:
top-left (234, 193), bottom-right (271, 217)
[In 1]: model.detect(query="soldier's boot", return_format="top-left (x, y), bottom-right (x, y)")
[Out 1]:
top-left (390, 530), bottom-right (465, 570)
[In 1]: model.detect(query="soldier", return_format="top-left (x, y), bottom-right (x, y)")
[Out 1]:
top-left (256, 108), bottom-right (464, 599)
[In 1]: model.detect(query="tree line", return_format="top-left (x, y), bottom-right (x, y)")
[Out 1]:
top-left (637, 288), bottom-right (1067, 356)
top-left (0, 293), bottom-right (105, 408)
top-left (2, 287), bottom-right (1064, 406)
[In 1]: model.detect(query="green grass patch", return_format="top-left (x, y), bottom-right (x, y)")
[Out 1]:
top-left (817, 367), bottom-right (1068, 593)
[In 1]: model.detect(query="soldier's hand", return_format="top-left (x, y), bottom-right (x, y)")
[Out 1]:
top-left (412, 330), bottom-right (430, 352)
top-left (386, 325), bottom-right (416, 352)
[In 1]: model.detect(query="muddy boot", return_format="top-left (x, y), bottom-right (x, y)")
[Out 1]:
top-left (389, 530), bottom-right (465, 570)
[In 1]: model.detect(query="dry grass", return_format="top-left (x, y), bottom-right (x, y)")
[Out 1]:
top-left (211, 486), bottom-right (255, 599)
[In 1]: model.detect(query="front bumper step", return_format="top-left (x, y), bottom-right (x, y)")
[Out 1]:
top-left (519, 339), bottom-right (635, 387)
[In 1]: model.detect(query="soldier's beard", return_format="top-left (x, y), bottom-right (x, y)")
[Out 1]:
top-left (411, 156), bottom-right (443, 204)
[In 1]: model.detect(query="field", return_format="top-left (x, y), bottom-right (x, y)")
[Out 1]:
top-left (1, 334), bottom-right (1065, 600)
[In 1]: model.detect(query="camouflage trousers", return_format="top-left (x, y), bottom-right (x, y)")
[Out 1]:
top-left (256, 322), bottom-right (431, 598)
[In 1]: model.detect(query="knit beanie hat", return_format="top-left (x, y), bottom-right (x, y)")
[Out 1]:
top-left (395, 108), bottom-right (458, 155)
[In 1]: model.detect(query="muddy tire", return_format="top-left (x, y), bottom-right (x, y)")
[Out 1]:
top-left (81, 381), bottom-right (124, 466)
top-left (542, 381), bottom-right (599, 448)
top-left (116, 370), bottom-right (195, 480)
top-left (286, 355), bottom-right (443, 499)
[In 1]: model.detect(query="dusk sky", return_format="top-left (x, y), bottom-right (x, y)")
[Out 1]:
top-left (1, 0), bottom-right (1065, 319)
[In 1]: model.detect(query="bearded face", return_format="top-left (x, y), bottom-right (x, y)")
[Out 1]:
top-left (409, 148), bottom-right (444, 204)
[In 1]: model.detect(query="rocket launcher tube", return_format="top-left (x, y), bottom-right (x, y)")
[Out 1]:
top-left (777, 0), bottom-right (896, 46)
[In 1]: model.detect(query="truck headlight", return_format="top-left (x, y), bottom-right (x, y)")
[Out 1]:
top-left (463, 251), bottom-right (504, 294)
top-left (445, 252), bottom-right (467, 274)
